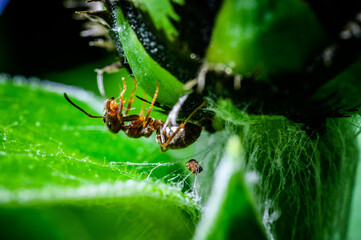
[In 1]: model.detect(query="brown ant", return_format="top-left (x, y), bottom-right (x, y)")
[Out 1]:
top-left (64, 77), bottom-right (207, 152)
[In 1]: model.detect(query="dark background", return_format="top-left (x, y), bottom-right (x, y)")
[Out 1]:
top-left (0, 0), bottom-right (109, 80)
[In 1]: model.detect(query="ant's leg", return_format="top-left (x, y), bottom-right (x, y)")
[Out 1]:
top-left (125, 78), bottom-right (137, 116)
top-left (117, 77), bottom-right (127, 120)
top-left (143, 81), bottom-right (159, 128)
top-left (161, 100), bottom-right (208, 149)
top-left (139, 91), bottom-right (147, 117)
top-left (195, 117), bottom-right (213, 125)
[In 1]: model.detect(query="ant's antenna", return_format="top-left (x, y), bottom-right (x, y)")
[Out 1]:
top-left (64, 93), bottom-right (105, 119)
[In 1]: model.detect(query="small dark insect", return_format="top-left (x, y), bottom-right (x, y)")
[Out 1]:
top-left (64, 77), bottom-right (207, 152)
top-left (186, 159), bottom-right (203, 175)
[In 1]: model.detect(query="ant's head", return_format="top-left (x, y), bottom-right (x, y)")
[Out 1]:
top-left (64, 93), bottom-right (123, 134)
top-left (100, 76), bottom-right (128, 133)
top-left (103, 97), bottom-right (123, 133)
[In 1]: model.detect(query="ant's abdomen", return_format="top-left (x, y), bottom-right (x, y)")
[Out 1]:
top-left (156, 122), bottom-right (202, 150)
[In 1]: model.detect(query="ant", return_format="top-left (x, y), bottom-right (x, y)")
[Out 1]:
top-left (64, 77), bottom-right (207, 152)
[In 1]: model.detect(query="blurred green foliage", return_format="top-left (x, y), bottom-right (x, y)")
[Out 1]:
top-left (206, 0), bottom-right (326, 75)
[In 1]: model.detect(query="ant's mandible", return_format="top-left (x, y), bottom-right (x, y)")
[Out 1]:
top-left (64, 77), bottom-right (207, 152)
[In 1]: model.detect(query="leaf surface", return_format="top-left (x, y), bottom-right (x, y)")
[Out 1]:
top-left (0, 78), bottom-right (199, 240)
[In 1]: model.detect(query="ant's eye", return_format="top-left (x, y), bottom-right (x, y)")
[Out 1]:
top-left (107, 122), bottom-right (112, 129)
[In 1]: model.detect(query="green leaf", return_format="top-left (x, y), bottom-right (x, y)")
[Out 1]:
top-left (0, 77), bottom-right (199, 239)
top-left (105, 1), bottom-right (186, 107)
